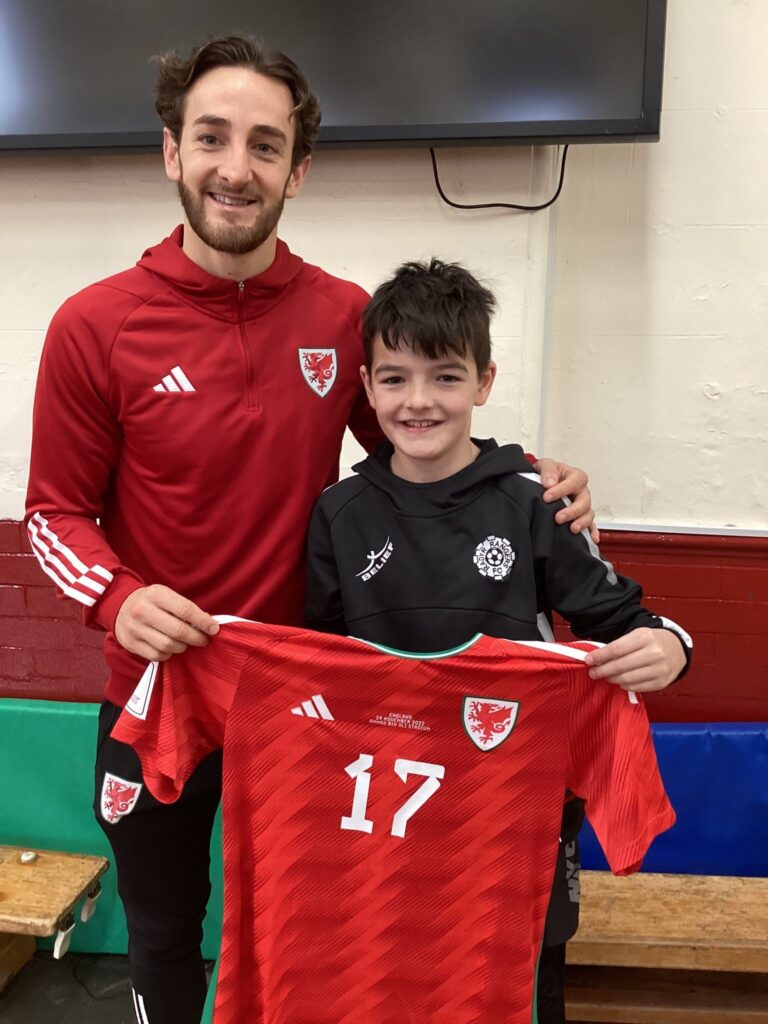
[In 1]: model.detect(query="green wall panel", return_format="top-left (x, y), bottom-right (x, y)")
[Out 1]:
top-left (0, 698), bottom-right (222, 957)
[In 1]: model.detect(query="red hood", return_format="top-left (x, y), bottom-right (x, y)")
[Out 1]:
top-left (136, 225), bottom-right (305, 322)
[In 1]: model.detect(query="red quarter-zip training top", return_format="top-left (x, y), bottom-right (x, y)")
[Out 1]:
top-left (25, 227), bottom-right (380, 706)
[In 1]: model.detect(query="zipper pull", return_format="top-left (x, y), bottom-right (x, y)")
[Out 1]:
top-left (238, 280), bottom-right (245, 302)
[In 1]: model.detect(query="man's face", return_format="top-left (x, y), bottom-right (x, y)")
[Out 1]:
top-left (163, 66), bottom-right (309, 256)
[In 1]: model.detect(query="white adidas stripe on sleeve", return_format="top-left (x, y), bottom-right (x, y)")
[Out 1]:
top-left (27, 512), bottom-right (113, 608)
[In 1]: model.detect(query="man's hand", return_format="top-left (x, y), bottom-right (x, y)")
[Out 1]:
top-left (584, 628), bottom-right (686, 693)
top-left (115, 584), bottom-right (219, 662)
top-left (535, 458), bottom-right (599, 544)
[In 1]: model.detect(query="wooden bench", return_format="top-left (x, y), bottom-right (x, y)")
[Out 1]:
top-left (0, 846), bottom-right (108, 990)
top-left (566, 870), bottom-right (768, 1023)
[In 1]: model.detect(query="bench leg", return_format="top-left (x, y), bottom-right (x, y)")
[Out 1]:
top-left (53, 912), bottom-right (75, 960)
top-left (80, 881), bottom-right (102, 923)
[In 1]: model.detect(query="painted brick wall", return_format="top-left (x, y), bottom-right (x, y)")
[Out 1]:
top-left (553, 532), bottom-right (768, 723)
top-left (0, 519), bottom-right (106, 701)
top-left (2, 518), bottom-right (766, 719)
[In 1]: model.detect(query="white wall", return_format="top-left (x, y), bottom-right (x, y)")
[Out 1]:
top-left (544, 0), bottom-right (768, 531)
top-left (0, 145), bottom-right (556, 519)
top-left (2, 0), bottom-right (767, 531)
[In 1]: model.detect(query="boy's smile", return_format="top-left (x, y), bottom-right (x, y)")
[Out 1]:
top-left (362, 337), bottom-right (496, 483)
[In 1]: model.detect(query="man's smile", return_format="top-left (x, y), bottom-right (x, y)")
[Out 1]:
top-left (208, 192), bottom-right (258, 208)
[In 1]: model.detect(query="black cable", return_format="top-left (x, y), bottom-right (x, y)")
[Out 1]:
top-left (429, 145), bottom-right (569, 212)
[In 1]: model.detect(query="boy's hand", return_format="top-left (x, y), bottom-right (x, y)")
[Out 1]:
top-left (115, 584), bottom-right (219, 662)
top-left (584, 628), bottom-right (686, 692)
top-left (535, 459), bottom-right (599, 543)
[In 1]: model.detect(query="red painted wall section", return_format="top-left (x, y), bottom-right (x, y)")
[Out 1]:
top-left (2, 519), bottom-right (766, 718)
top-left (0, 519), bottom-right (106, 701)
top-left (553, 531), bottom-right (768, 723)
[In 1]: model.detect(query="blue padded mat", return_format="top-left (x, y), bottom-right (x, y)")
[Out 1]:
top-left (580, 722), bottom-right (768, 876)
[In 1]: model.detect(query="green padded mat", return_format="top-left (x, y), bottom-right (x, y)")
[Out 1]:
top-left (0, 698), bottom-right (222, 958)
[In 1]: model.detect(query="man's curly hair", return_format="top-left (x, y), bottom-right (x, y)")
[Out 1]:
top-left (154, 34), bottom-right (321, 166)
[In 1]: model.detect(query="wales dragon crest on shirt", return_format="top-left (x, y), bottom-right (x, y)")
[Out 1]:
top-left (462, 696), bottom-right (520, 751)
top-left (100, 772), bottom-right (143, 824)
top-left (299, 348), bottom-right (337, 397)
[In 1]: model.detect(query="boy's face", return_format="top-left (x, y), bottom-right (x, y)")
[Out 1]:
top-left (362, 336), bottom-right (496, 482)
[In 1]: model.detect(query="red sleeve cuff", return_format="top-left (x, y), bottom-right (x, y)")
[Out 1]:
top-left (88, 571), bottom-right (146, 632)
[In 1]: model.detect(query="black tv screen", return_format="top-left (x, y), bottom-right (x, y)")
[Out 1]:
top-left (0, 0), bottom-right (666, 150)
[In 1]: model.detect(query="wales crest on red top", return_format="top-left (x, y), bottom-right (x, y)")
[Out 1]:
top-left (463, 696), bottom-right (520, 751)
top-left (100, 772), bottom-right (143, 825)
top-left (299, 348), bottom-right (337, 397)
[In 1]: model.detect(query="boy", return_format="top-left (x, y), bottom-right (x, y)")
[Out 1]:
top-left (305, 258), bottom-right (691, 1023)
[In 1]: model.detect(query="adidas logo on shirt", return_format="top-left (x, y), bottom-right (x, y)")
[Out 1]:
top-left (291, 695), bottom-right (334, 720)
top-left (153, 365), bottom-right (196, 393)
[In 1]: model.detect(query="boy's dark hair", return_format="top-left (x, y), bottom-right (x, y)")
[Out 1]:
top-left (154, 34), bottom-right (321, 166)
top-left (362, 259), bottom-right (496, 372)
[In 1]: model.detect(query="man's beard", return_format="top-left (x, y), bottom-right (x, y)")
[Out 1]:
top-left (177, 179), bottom-right (286, 256)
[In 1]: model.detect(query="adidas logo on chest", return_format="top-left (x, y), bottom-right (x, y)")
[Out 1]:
top-left (152, 365), bottom-right (196, 393)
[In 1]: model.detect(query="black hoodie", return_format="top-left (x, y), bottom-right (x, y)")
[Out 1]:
top-left (305, 439), bottom-right (691, 666)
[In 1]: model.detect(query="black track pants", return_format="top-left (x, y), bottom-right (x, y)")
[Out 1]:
top-left (94, 701), bottom-right (222, 1024)
top-left (537, 796), bottom-right (585, 1023)
top-left (536, 942), bottom-right (567, 1024)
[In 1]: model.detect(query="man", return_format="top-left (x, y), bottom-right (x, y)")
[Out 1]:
top-left (25, 35), bottom-right (595, 1024)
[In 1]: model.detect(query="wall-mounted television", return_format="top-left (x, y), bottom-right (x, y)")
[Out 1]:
top-left (0, 0), bottom-right (667, 151)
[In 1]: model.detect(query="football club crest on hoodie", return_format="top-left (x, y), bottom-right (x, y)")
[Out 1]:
top-left (473, 535), bottom-right (515, 581)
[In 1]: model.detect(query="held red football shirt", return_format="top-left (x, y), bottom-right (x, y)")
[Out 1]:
top-left (113, 619), bottom-right (675, 1024)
